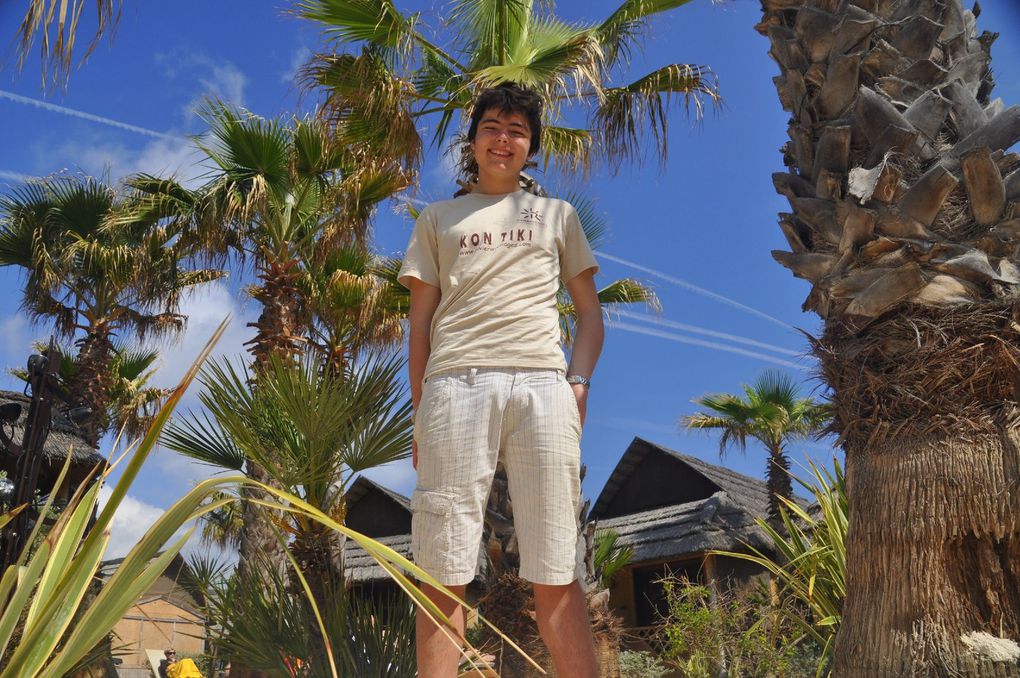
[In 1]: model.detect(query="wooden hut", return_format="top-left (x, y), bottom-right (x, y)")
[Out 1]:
top-left (0, 389), bottom-right (104, 502)
top-left (100, 553), bottom-right (206, 678)
top-left (588, 437), bottom-right (774, 632)
top-left (342, 475), bottom-right (414, 596)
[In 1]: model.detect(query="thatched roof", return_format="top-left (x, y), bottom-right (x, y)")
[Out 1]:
top-left (596, 491), bottom-right (773, 563)
top-left (0, 390), bottom-right (102, 468)
top-left (346, 475), bottom-right (410, 511)
top-left (342, 532), bottom-right (414, 584)
top-left (589, 437), bottom-right (775, 563)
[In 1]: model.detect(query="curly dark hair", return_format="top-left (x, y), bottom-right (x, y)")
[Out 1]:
top-left (467, 82), bottom-right (543, 157)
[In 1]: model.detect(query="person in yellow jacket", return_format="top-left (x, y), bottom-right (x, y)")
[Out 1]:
top-left (161, 649), bottom-right (204, 678)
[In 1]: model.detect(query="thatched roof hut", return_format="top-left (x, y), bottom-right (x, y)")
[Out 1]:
top-left (0, 389), bottom-right (104, 499)
top-left (589, 437), bottom-right (776, 629)
top-left (342, 476), bottom-right (414, 586)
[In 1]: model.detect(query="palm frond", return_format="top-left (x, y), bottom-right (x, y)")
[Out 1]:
top-left (598, 277), bottom-right (658, 308)
top-left (473, 18), bottom-right (600, 93)
top-left (194, 101), bottom-right (294, 216)
top-left (540, 126), bottom-right (592, 174)
top-left (296, 0), bottom-right (418, 58)
top-left (301, 50), bottom-right (423, 167)
top-left (13, 0), bottom-right (123, 90)
top-left (161, 410), bottom-right (247, 471)
top-left (594, 63), bottom-right (721, 170)
top-left (595, 0), bottom-right (695, 69)
top-left (452, 0), bottom-right (532, 68)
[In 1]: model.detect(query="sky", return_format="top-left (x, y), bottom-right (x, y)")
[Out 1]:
top-left (1, 0), bottom-right (1019, 560)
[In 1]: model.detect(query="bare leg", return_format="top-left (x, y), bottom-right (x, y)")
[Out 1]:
top-left (533, 581), bottom-right (598, 678)
top-left (416, 582), bottom-right (467, 678)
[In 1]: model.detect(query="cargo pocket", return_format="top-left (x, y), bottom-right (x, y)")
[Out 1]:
top-left (410, 488), bottom-right (456, 572)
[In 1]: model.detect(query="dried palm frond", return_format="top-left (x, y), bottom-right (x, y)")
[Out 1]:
top-left (12, 0), bottom-right (123, 89)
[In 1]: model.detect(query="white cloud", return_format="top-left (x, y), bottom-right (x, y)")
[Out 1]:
top-left (190, 61), bottom-right (248, 113)
top-left (97, 485), bottom-right (170, 560)
top-left (48, 134), bottom-right (206, 187)
top-left (147, 281), bottom-right (257, 409)
top-left (282, 46), bottom-right (312, 84)
top-left (154, 49), bottom-right (248, 116)
top-left (0, 312), bottom-right (41, 389)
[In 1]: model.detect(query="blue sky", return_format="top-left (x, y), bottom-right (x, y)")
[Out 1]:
top-left (2, 0), bottom-right (1019, 558)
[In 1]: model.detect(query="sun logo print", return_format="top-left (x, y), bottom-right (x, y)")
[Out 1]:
top-left (520, 208), bottom-right (543, 223)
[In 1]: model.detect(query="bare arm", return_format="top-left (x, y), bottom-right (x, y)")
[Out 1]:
top-left (408, 278), bottom-right (442, 413)
top-left (564, 269), bottom-right (603, 426)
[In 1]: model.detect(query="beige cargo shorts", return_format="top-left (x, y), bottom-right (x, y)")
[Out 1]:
top-left (411, 367), bottom-right (584, 586)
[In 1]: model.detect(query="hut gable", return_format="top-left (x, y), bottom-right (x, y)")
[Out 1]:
top-left (344, 476), bottom-right (411, 538)
top-left (589, 437), bottom-right (770, 521)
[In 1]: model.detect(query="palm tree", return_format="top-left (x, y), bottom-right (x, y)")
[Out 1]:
top-left (125, 103), bottom-right (411, 586)
top-left (297, 0), bottom-right (720, 175)
top-left (10, 0), bottom-right (122, 89)
top-left (758, 0), bottom-right (1020, 672)
top-left (682, 371), bottom-right (830, 529)
top-left (162, 352), bottom-right (413, 665)
top-left (0, 174), bottom-right (221, 445)
top-left (12, 342), bottom-right (170, 444)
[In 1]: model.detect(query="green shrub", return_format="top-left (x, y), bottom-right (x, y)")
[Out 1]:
top-left (657, 578), bottom-right (823, 678)
top-left (619, 649), bottom-right (669, 678)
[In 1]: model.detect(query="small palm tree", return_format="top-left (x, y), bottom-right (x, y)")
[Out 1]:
top-left (0, 174), bottom-right (222, 445)
top-left (682, 371), bottom-right (831, 528)
top-left (162, 352), bottom-right (413, 666)
top-left (125, 103), bottom-right (412, 584)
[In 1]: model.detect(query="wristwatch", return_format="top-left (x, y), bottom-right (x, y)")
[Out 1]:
top-left (566, 375), bottom-right (591, 388)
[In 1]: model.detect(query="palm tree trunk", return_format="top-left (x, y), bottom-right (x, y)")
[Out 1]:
top-left (838, 428), bottom-right (1019, 675)
top-left (68, 326), bottom-right (114, 447)
top-left (765, 446), bottom-right (793, 529)
top-left (759, 0), bottom-right (1020, 672)
top-left (232, 255), bottom-right (306, 678)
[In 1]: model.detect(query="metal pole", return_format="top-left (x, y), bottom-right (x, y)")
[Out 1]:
top-left (0, 339), bottom-right (61, 572)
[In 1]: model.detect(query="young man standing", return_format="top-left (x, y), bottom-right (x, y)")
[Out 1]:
top-left (398, 83), bottom-right (604, 677)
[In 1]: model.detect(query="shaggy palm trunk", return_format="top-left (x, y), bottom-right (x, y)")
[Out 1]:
top-left (69, 326), bottom-right (114, 447)
top-left (765, 445), bottom-right (794, 530)
top-left (759, 0), bottom-right (1020, 674)
top-left (232, 256), bottom-right (304, 678)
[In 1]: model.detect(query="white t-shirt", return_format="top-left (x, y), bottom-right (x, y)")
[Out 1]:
top-left (397, 189), bottom-right (599, 379)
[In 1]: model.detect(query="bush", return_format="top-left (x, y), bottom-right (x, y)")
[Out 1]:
top-left (656, 578), bottom-right (823, 678)
top-left (619, 649), bottom-right (669, 678)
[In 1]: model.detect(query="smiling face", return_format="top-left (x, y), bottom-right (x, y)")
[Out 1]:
top-left (470, 107), bottom-right (533, 186)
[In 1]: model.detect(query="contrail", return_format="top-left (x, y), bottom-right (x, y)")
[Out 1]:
top-left (0, 89), bottom-right (185, 142)
top-left (612, 321), bottom-right (811, 371)
top-left (596, 251), bottom-right (795, 331)
top-left (613, 308), bottom-right (802, 356)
